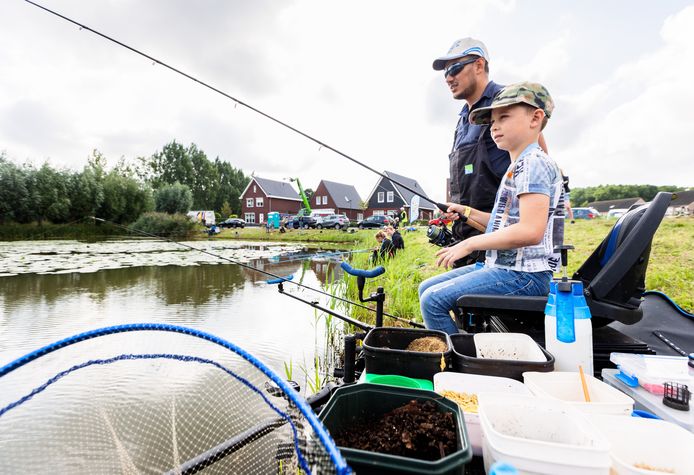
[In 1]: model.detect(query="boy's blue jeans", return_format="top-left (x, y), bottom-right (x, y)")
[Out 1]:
top-left (418, 264), bottom-right (552, 335)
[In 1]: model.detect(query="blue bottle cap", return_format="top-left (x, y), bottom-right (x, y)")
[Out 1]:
top-left (489, 461), bottom-right (519, 475)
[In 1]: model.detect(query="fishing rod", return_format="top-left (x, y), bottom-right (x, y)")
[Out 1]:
top-left (24, 0), bottom-right (454, 217)
top-left (92, 216), bottom-right (424, 328)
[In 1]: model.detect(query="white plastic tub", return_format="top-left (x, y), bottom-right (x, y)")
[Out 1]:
top-left (523, 371), bottom-right (634, 415)
top-left (478, 393), bottom-right (611, 474)
top-left (433, 372), bottom-right (532, 456)
top-left (587, 414), bottom-right (694, 474)
top-left (473, 333), bottom-right (546, 362)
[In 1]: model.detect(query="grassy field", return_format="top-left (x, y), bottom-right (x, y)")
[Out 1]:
top-left (337, 217), bottom-right (694, 325)
top-left (215, 225), bottom-right (371, 246)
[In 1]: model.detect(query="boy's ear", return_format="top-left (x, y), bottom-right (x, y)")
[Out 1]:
top-left (531, 108), bottom-right (545, 129)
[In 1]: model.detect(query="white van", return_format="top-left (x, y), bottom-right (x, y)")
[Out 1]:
top-left (187, 210), bottom-right (216, 226)
top-left (309, 209), bottom-right (335, 224)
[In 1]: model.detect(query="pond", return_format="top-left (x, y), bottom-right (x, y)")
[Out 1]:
top-left (0, 239), bottom-right (349, 388)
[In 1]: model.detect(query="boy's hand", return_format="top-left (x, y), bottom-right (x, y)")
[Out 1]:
top-left (435, 241), bottom-right (472, 268)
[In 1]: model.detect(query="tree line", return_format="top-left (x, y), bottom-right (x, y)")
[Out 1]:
top-left (0, 141), bottom-right (250, 225)
top-left (570, 184), bottom-right (688, 207)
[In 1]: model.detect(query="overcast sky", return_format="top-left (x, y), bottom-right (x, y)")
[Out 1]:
top-left (1, 0), bottom-right (693, 204)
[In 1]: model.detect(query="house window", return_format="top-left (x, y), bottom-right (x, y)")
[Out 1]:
top-left (322, 195), bottom-right (328, 205)
top-left (256, 197), bottom-right (264, 207)
top-left (259, 213), bottom-right (264, 223)
top-left (386, 191), bottom-right (394, 202)
top-left (316, 196), bottom-right (321, 205)
top-left (377, 192), bottom-right (384, 203)
top-left (253, 185), bottom-right (256, 193)
top-left (373, 210), bottom-right (384, 216)
top-left (245, 213), bottom-right (255, 223)
top-left (357, 213), bottom-right (364, 221)
top-left (246, 198), bottom-right (254, 208)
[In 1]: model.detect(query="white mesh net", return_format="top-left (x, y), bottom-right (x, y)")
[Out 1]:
top-left (0, 325), bottom-right (349, 475)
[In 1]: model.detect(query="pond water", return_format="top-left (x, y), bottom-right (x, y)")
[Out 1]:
top-left (0, 238), bottom-right (356, 473)
top-left (0, 239), bottom-right (349, 386)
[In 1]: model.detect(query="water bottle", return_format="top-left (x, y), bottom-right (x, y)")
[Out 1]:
top-left (544, 246), bottom-right (593, 374)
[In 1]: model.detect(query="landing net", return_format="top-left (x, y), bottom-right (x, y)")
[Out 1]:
top-left (0, 323), bottom-right (350, 475)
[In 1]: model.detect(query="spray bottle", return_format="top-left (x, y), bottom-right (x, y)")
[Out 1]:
top-left (544, 245), bottom-right (594, 374)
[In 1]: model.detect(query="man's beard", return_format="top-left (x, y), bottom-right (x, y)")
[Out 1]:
top-left (453, 82), bottom-right (476, 101)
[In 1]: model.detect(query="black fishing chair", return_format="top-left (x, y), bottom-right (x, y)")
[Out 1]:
top-left (455, 192), bottom-right (673, 333)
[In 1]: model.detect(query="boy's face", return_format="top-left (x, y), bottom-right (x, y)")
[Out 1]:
top-left (489, 104), bottom-right (542, 153)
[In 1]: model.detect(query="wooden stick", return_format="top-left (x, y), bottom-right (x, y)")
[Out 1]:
top-left (579, 365), bottom-right (591, 402)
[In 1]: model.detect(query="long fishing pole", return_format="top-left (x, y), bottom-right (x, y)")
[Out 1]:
top-left (93, 216), bottom-right (422, 327)
top-left (24, 0), bottom-right (450, 215)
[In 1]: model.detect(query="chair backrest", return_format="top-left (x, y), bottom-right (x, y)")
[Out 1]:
top-left (573, 192), bottom-right (671, 310)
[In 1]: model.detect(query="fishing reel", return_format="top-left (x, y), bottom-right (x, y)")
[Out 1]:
top-left (426, 223), bottom-right (453, 247)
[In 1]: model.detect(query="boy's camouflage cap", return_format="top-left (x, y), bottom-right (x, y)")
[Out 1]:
top-left (469, 81), bottom-right (554, 125)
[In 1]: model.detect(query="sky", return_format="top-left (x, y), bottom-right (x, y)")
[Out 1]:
top-left (1, 0), bottom-right (693, 204)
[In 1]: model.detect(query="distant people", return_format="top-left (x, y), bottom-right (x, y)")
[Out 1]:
top-left (386, 225), bottom-right (405, 252)
top-left (393, 215), bottom-right (400, 228)
top-left (371, 230), bottom-right (395, 263)
top-left (399, 207), bottom-right (408, 226)
top-left (561, 171), bottom-right (575, 223)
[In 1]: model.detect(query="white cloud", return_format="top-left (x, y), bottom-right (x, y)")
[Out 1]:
top-left (553, 5), bottom-right (694, 187)
top-left (0, 0), bottom-right (691, 206)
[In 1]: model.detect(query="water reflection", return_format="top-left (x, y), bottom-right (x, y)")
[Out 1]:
top-left (0, 241), bottom-right (348, 380)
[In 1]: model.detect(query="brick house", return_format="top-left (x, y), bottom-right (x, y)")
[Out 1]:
top-left (239, 176), bottom-right (302, 224)
top-left (311, 180), bottom-right (363, 221)
top-left (364, 170), bottom-right (436, 222)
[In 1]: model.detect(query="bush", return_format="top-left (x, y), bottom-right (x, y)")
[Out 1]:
top-left (129, 212), bottom-right (196, 237)
top-left (154, 182), bottom-right (193, 214)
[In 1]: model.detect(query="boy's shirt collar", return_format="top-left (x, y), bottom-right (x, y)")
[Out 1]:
top-left (511, 142), bottom-right (542, 162)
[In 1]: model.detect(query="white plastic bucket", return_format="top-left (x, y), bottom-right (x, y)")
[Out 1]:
top-left (523, 371), bottom-right (634, 415)
top-left (433, 372), bottom-right (532, 456)
top-left (473, 333), bottom-right (546, 362)
top-left (587, 414), bottom-right (694, 474)
top-left (478, 393), bottom-right (610, 474)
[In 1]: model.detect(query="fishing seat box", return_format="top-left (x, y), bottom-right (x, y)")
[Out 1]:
top-left (362, 327), bottom-right (452, 381)
top-left (319, 383), bottom-right (472, 475)
top-left (449, 334), bottom-right (554, 381)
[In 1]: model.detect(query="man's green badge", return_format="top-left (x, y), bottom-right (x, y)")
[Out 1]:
top-left (464, 164), bottom-right (474, 175)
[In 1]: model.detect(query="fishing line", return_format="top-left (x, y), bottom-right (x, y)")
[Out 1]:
top-left (23, 0), bottom-right (446, 213)
top-left (92, 216), bottom-right (420, 326)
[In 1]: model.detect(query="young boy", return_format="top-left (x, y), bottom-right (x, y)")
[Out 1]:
top-left (418, 82), bottom-right (564, 335)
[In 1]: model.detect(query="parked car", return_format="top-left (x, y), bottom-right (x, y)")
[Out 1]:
top-left (220, 218), bottom-right (246, 228)
top-left (292, 215), bottom-right (318, 229)
top-left (607, 208), bottom-right (628, 219)
top-left (318, 214), bottom-right (349, 229)
top-left (428, 217), bottom-right (452, 226)
top-left (357, 215), bottom-right (393, 229)
top-left (572, 207), bottom-right (599, 219)
top-left (282, 215), bottom-right (297, 228)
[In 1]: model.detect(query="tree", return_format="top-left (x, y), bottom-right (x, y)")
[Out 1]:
top-left (98, 170), bottom-right (154, 223)
top-left (220, 201), bottom-right (233, 219)
top-left (304, 188), bottom-right (315, 203)
top-left (30, 163), bottom-right (72, 223)
top-left (0, 156), bottom-right (30, 224)
top-left (68, 160), bottom-right (105, 221)
top-left (154, 182), bottom-right (193, 214)
top-left (213, 158), bottom-right (249, 215)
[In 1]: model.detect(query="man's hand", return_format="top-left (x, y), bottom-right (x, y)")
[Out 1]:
top-left (435, 240), bottom-right (472, 268)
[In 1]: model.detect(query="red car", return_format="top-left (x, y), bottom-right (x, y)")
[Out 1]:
top-left (428, 217), bottom-right (452, 226)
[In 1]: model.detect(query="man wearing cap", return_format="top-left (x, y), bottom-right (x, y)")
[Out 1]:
top-left (433, 38), bottom-right (547, 267)
top-left (418, 81), bottom-right (564, 335)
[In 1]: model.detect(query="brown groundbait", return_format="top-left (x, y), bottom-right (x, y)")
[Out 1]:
top-left (406, 336), bottom-right (448, 353)
top-left (333, 400), bottom-right (457, 461)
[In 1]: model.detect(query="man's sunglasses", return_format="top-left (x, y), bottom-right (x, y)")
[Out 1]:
top-left (444, 58), bottom-right (479, 78)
